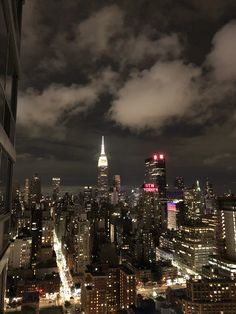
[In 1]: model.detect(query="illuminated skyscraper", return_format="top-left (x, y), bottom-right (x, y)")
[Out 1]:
top-left (9, 237), bottom-right (32, 269)
top-left (113, 175), bottom-right (121, 193)
top-left (30, 173), bottom-right (42, 204)
top-left (81, 265), bottom-right (136, 313)
top-left (145, 154), bottom-right (166, 198)
top-left (23, 178), bottom-right (30, 206)
top-left (52, 177), bottom-right (60, 201)
top-left (31, 203), bottom-right (43, 266)
top-left (144, 154), bottom-right (167, 232)
top-left (207, 197), bottom-right (236, 279)
top-left (184, 181), bottom-right (204, 222)
top-left (175, 224), bottom-right (216, 272)
top-left (175, 176), bottom-right (185, 190)
top-left (0, 0), bottom-right (24, 310)
top-left (72, 213), bottom-right (90, 272)
top-left (97, 136), bottom-right (108, 200)
top-left (138, 183), bottom-right (159, 228)
top-left (111, 175), bottom-right (121, 205)
top-left (218, 197), bottom-right (236, 261)
top-left (182, 278), bottom-right (236, 314)
top-left (204, 178), bottom-right (215, 214)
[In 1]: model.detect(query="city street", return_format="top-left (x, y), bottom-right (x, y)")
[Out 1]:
top-left (53, 231), bottom-right (81, 314)
top-left (137, 283), bottom-right (186, 299)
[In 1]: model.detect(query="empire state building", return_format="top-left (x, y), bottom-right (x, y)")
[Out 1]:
top-left (97, 136), bottom-right (108, 199)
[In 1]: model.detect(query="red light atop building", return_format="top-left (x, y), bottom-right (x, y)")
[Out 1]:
top-left (159, 154), bottom-right (164, 159)
top-left (154, 154), bottom-right (157, 160)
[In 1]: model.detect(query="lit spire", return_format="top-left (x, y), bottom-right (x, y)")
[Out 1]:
top-left (196, 180), bottom-right (201, 191)
top-left (98, 136), bottom-right (108, 167)
top-left (101, 136), bottom-right (105, 155)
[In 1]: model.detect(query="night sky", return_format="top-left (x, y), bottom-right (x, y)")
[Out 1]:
top-left (14, 0), bottom-right (236, 192)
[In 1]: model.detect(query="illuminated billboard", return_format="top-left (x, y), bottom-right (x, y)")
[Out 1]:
top-left (167, 202), bottom-right (177, 230)
top-left (167, 202), bottom-right (176, 212)
top-left (143, 183), bottom-right (158, 192)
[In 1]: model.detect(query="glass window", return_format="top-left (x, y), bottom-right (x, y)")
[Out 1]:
top-left (10, 75), bottom-right (17, 119)
top-left (0, 215), bottom-right (10, 256)
top-left (5, 45), bottom-right (14, 107)
top-left (2, 218), bottom-right (10, 253)
top-left (0, 149), bottom-right (12, 214)
top-left (0, 3), bottom-right (8, 90)
top-left (3, 100), bottom-right (15, 143)
top-left (0, 86), bottom-right (5, 126)
top-left (3, 102), bottom-right (10, 137)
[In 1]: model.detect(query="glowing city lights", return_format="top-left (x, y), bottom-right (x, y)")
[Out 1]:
top-left (53, 231), bottom-right (76, 300)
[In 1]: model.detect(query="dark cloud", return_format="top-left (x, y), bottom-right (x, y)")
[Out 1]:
top-left (15, 0), bottom-right (236, 192)
top-left (17, 67), bottom-right (119, 138)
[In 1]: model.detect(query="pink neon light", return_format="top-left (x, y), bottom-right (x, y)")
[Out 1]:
top-left (144, 187), bottom-right (158, 192)
top-left (159, 154), bottom-right (164, 159)
top-left (144, 183), bottom-right (155, 188)
top-left (154, 154), bottom-right (157, 160)
top-left (143, 183), bottom-right (158, 192)
top-left (168, 203), bottom-right (176, 212)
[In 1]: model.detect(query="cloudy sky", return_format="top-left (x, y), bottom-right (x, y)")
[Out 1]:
top-left (15, 0), bottom-right (236, 192)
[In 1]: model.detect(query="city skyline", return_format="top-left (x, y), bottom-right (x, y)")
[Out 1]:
top-left (3, 2), bottom-right (236, 313)
top-left (13, 1), bottom-right (236, 192)
top-left (14, 141), bottom-right (219, 194)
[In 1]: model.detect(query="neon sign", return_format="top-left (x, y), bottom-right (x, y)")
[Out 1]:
top-left (167, 203), bottom-right (176, 212)
top-left (143, 183), bottom-right (158, 192)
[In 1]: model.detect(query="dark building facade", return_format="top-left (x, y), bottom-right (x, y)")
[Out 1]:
top-left (0, 0), bottom-right (23, 311)
top-left (30, 173), bottom-right (42, 204)
top-left (31, 203), bottom-right (43, 266)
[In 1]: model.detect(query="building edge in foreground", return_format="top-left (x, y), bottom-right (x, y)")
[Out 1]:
top-left (0, 0), bottom-right (24, 311)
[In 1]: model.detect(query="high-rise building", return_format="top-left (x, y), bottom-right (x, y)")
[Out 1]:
top-left (30, 173), bottom-right (42, 204)
top-left (204, 178), bottom-right (215, 215)
top-left (175, 177), bottom-right (185, 190)
top-left (113, 175), bottom-right (121, 193)
top-left (184, 181), bottom-right (204, 222)
top-left (110, 187), bottom-right (119, 205)
top-left (138, 183), bottom-right (160, 229)
top-left (167, 202), bottom-right (177, 230)
top-left (175, 224), bottom-right (216, 273)
top-left (52, 177), bottom-right (60, 201)
top-left (119, 265), bottom-right (136, 310)
top-left (207, 197), bottom-right (236, 279)
top-left (135, 229), bottom-right (156, 265)
top-left (218, 197), bottom-right (236, 261)
top-left (83, 186), bottom-right (93, 203)
top-left (9, 237), bottom-right (32, 269)
top-left (81, 265), bottom-right (136, 313)
top-left (110, 175), bottom-right (121, 205)
top-left (145, 154), bottom-right (166, 198)
top-left (31, 203), bottom-right (43, 266)
top-left (0, 0), bottom-right (23, 310)
top-left (72, 212), bottom-right (90, 272)
top-left (97, 136), bottom-right (108, 200)
top-left (41, 217), bottom-right (54, 247)
top-left (182, 278), bottom-right (236, 313)
top-left (23, 178), bottom-right (30, 206)
top-left (81, 270), bottom-right (108, 314)
top-left (205, 178), bottom-right (214, 198)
